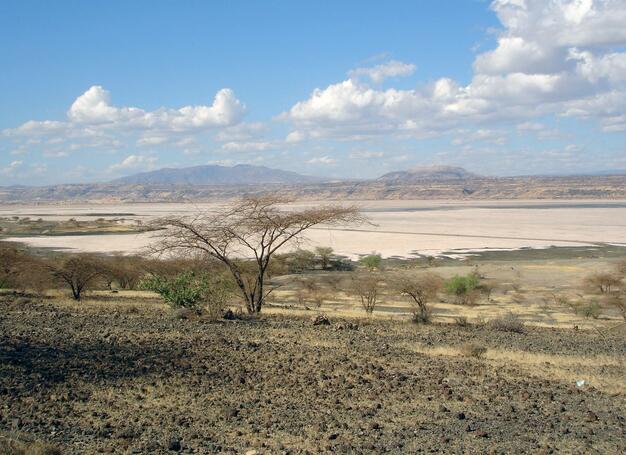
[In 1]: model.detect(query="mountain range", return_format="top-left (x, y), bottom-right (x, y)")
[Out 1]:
top-left (1, 164), bottom-right (625, 203)
top-left (111, 164), bottom-right (321, 185)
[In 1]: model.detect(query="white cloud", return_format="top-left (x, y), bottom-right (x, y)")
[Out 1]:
top-left (349, 150), bottom-right (385, 159)
top-left (452, 129), bottom-right (507, 146)
top-left (1, 160), bottom-right (23, 175)
top-left (67, 85), bottom-right (245, 131)
top-left (214, 122), bottom-right (266, 142)
top-left (569, 49), bottom-right (626, 84)
top-left (221, 141), bottom-right (273, 152)
top-left (43, 150), bottom-right (69, 158)
top-left (109, 154), bottom-right (157, 171)
top-left (516, 121), bottom-right (545, 132)
top-left (282, 0), bottom-right (626, 141)
top-left (349, 60), bottom-right (416, 83)
top-left (4, 86), bottom-right (246, 140)
top-left (307, 156), bottom-right (337, 165)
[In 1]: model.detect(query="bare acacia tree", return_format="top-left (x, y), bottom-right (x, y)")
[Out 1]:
top-left (48, 255), bottom-right (103, 300)
top-left (150, 196), bottom-right (362, 313)
top-left (349, 273), bottom-right (383, 315)
top-left (392, 272), bottom-right (443, 323)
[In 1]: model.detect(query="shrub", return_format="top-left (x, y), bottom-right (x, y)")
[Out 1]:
top-left (348, 272), bottom-right (383, 315)
top-left (101, 255), bottom-right (145, 290)
top-left (0, 244), bottom-right (51, 293)
top-left (576, 301), bottom-right (602, 319)
top-left (392, 272), bottom-right (443, 324)
top-left (489, 313), bottom-right (526, 333)
top-left (454, 316), bottom-right (470, 327)
top-left (141, 270), bottom-right (234, 317)
top-left (583, 272), bottom-right (621, 294)
top-left (359, 253), bottom-right (382, 271)
top-left (445, 273), bottom-right (480, 305)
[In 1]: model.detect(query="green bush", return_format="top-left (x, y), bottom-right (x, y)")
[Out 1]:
top-left (445, 273), bottom-right (480, 304)
top-left (359, 253), bottom-right (382, 270)
top-left (141, 271), bottom-right (234, 315)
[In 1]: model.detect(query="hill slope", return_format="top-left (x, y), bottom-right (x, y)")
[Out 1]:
top-left (378, 165), bottom-right (478, 182)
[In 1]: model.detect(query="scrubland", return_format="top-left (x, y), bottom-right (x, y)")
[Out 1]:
top-left (1, 241), bottom-right (625, 454)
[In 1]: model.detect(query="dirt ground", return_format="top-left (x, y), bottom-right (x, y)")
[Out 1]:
top-left (1, 294), bottom-right (624, 454)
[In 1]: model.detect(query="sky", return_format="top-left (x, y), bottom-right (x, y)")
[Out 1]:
top-left (1, 0), bottom-right (625, 185)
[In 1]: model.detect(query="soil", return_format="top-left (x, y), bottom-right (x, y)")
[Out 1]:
top-left (1, 298), bottom-right (625, 454)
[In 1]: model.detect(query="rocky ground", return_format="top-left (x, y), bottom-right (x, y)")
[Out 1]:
top-left (1, 297), bottom-right (625, 454)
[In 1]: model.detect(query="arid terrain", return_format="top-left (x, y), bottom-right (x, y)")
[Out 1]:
top-left (1, 293), bottom-right (625, 454)
top-left (1, 199), bottom-right (625, 454)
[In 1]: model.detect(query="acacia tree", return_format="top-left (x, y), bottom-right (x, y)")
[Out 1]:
top-left (392, 272), bottom-right (443, 323)
top-left (349, 273), bottom-right (383, 315)
top-left (315, 246), bottom-right (334, 270)
top-left (48, 255), bottom-right (104, 300)
top-left (583, 272), bottom-right (621, 294)
top-left (150, 196), bottom-right (362, 313)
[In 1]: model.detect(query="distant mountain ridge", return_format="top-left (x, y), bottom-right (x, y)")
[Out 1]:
top-left (378, 165), bottom-right (479, 182)
top-left (2, 163), bottom-right (626, 203)
top-left (111, 164), bottom-right (321, 185)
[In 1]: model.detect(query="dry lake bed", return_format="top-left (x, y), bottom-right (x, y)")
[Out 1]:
top-left (2, 199), bottom-right (626, 259)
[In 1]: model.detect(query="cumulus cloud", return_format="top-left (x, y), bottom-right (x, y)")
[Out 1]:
top-left (4, 86), bottom-right (246, 143)
top-left (66, 85), bottom-right (245, 131)
top-left (2, 85), bottom-right (248, 166)
top-left (349, 60), bottom-right (416, 83)
top-left (282, 0), bottom-right (626, 141)
top-left (109, 154), bottom-right (157, 171)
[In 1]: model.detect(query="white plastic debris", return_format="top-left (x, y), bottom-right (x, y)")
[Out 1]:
top-left (576, 379), bottom-right (586, 387)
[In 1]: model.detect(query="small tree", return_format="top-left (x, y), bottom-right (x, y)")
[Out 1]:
top-left (359, 253), bottom-right (382, 271)
top-left (102, 255), bottom-right (145, 290)
top-left (0, 245), bottom-right (25, 289)
top-left (583, 272), bottom-right (621, 294)
top-left (48, 255), bottom-right (103, 300)
top-left (288, 249), bottom-right (317, 273)
top-left (349, 273), bottom-right (383, 315)
top-left (315, 246), bottom-right (334, 270)
top-left (151, 196), bottom-right (362, 314)
top-left (445, 273), bottom-right (480, 305)
top-left (393, 272), bottom-right (443, 323)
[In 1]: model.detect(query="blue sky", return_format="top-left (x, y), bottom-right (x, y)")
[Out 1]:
top-left (1, 0), bottom-right (625, 185)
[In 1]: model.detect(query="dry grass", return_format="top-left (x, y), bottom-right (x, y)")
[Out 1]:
top-left (402, 342), bottom-right (625, 395)
top-left (0, 432), bottom-right (61, 455)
